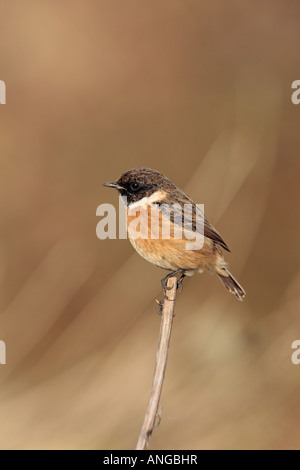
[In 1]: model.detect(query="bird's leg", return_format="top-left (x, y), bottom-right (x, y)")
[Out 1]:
top-left (161, 269), bottom-right (185, 300)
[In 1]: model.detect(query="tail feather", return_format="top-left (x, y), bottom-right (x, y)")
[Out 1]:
top-left (217, 269), bottom-right (246, 301)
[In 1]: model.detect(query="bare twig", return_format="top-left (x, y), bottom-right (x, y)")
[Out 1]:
top-left (136, 276), bottom-right (177, 450)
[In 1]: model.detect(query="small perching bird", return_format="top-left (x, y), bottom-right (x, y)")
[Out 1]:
top-left (104, 167), bottom-right (246, 301)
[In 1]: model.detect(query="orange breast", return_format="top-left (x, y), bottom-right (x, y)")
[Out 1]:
top-left (126, 204), bottom-right (219, 272)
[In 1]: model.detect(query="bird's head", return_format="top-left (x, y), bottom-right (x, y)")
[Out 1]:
top-left (103, 167), bottom-right (176, 206)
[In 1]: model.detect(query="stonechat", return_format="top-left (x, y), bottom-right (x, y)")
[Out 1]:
top-left (104, 167), bottom-right (245, 300)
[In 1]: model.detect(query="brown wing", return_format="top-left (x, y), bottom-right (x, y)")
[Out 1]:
top-left (193, 204), bottom-right (230, 252)
top-left (155, 190), bottom-right (230, 252)
top-left (203, 218), bottom-right (230, 252)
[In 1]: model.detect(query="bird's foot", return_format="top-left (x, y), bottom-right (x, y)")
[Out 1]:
top-left (161, 269), bottom-right (186, 300)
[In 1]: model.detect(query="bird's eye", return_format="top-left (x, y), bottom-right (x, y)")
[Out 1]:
top-left (130, 182), bottom-right (140, 191)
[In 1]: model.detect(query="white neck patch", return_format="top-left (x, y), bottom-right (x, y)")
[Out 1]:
top-left (125, 190), bottom-right (166, 210)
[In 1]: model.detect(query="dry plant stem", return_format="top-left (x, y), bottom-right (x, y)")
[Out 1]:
top-left (136, 276), bottom-right (177, 450)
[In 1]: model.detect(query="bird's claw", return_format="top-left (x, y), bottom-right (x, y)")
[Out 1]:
top-left (176, 274), bottom-right (186, 295)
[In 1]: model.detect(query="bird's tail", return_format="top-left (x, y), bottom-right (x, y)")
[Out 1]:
top-left (217, 268), bottom-right (246, 301)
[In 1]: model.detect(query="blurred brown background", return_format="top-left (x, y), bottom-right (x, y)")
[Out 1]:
top-left (0, 0), bottom-right (300, 450)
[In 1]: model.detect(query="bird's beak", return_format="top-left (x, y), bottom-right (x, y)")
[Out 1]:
top-left (103, 181), bottom-right (122, 190)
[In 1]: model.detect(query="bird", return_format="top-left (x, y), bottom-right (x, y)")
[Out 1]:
top-left (103, 167), bottom-right (245, 301)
